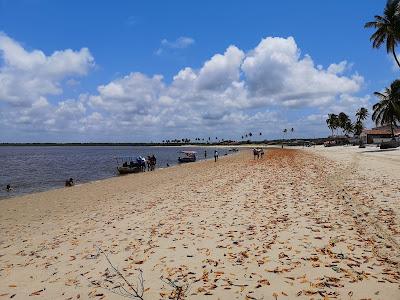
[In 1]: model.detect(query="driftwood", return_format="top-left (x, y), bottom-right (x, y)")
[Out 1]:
top-left (92, 246), bottom-right (145, 300)
top-left (160, 276), bottom-right (191, 300)
top-left (90, 247), bottom-right (190, 299)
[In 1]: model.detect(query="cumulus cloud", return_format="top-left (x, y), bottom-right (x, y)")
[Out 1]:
top-left (0, 34), bottom-right (371, 141)
top-left (242, 37), bottom-right (362, 108)
top-left (0, 32), bottom-right (94, 106)
top-left (196, 46), bottom-right (244, 91)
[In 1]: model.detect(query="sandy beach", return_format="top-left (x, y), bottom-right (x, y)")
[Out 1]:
top-left (0, 147), bottom-right (399, 299)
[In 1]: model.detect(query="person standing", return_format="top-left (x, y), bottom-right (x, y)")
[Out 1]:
top-left (204, 150), bottom-right (207, 159)
top-left (214, 150), bottom-right (218, 162)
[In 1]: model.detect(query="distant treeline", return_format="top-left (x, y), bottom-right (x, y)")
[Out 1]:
top-left (0, 142), bottom-right (184, 147)
top-left (0, 138), bottom-right (330, 147)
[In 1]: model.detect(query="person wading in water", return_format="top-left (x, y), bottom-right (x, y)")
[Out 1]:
top-left (214, 150), bottom-right (219, 162)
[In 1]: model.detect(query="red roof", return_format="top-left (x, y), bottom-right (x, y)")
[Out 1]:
top-left (362, 126), bottom-right (400, 136)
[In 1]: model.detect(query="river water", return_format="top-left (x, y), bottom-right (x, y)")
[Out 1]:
top-left (0, 146), bottom-right (232, 199)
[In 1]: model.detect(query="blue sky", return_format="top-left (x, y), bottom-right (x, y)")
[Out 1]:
top-left (0, 0), bottom-right (397, 142)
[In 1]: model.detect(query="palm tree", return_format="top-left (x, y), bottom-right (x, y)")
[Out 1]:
top-left (354, 107), bottom-right (369, 136)
top-left (343, 121), bottom-right (354, 136)
top-left (326, 114), bottom-right (339, 137)
top-left (372, 79), bottom-right (400, 139)
top-left (290, 128), bottom-right (294, 140)
top-left (365, 0), bottom-right (400, 68)
top-left (338, 112), bottom-right (351, 134)
top-left (356, 107), bottom-right (369, 122)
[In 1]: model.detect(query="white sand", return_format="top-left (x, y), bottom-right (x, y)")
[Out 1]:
top-left (0, 147), bottom-right (399, 299)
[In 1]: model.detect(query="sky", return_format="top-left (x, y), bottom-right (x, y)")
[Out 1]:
top-left (0, 0), bottom-right (398, 142)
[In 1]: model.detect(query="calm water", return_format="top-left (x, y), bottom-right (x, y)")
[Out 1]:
top-left (0, 146), bottom-right (231, 199)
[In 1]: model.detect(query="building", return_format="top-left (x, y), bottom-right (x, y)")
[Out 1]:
top-left (360, 125), bottom-right (400, 144)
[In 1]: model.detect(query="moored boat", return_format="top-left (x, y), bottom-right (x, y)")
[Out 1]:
top-left (178, 151), bottom-right (197, 163)
top-left (115, 157), bottom-right (146, 174)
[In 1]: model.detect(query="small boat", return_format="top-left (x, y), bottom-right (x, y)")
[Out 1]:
top-left (115, 157), bottom-right (145, 174)
top-left (178, 151), bottom-right (197, 163)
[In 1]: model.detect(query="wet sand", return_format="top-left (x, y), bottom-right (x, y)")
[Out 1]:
top-left (0, 147), bottom-right (399, 299)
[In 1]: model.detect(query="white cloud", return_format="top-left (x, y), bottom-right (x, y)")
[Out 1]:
top-left (241, 37), bottom-right (362, 108)
top-left (0, 34), bottom-right (371, 140)
top-left (89, 72), bottom-right (165, 116)
top-left (327, 61), bottom-right (349, 75)
top-left (196, 45), bottom-right (244, 91)
top-left (0, 32), bottom-right (94, 106)
top-left (156, 36), bottom-right (195, 55)
top-left (161, 36), bottom-right (195, 49)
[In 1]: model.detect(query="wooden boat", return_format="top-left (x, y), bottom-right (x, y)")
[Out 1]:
top-left (117, 165), bottom-right (142, 174)
top-left (115, 157), bottom-right (145, 174)
top-left (178, 151), bottom-right (197, 163)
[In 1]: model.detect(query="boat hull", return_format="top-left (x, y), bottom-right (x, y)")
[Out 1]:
top-left (178, 157), bottom-right (196, 163)
top-left (117, 166), bottom-right (142, 174)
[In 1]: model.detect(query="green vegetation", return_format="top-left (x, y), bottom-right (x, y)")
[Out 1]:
top-left (372, 79), bottom-right (400, 139)
top-left (365, 0), bottom-right (400, 140)
top-left (325, 110), bottom-right (368, 137)
top-left (365, 0), bottom-right (400, 68)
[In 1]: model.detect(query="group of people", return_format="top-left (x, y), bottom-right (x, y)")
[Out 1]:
top-left (122, 155), bottom-right (157, 172)
top-left (146, 155), bottom-right (157, 171)
top-left (253, 148), bottom-right (265, 159)
top-left (203, 150), bottom-right (220, 162)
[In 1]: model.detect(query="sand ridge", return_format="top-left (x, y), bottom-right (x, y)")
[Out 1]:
top-left (0, 148), bottom-right (399, 299)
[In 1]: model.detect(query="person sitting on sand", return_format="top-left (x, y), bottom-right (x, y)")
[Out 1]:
top-left (65, 178), bottom-right (74, 187)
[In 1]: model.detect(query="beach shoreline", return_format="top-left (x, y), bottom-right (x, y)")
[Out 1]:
top-left (0, 145), bottom-right (241, 201)
top-left (0, 147), bottom-right (399, 299)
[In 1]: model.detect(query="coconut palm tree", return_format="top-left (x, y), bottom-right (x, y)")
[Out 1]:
top-left (372, 79), bottom-right (400, 139)
top-left (365, 0), bottom-right (400, 68)
top-left (356, 107), bottom-right (369, 122)
top-left (343, 121), bottom-right (354, 136)
top-left (354, 107), bottom-right (369, 136)
top-left (326, 114), bottom-right (339, 136)
top-left (338, 112), bottom-right (351, 134)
